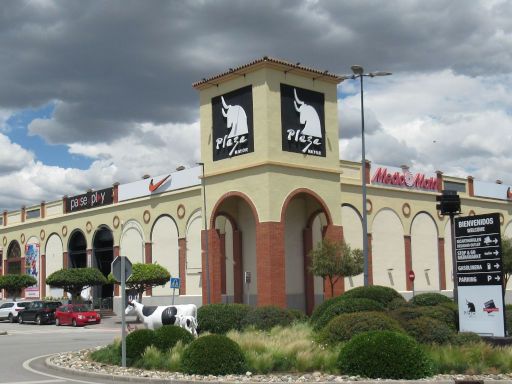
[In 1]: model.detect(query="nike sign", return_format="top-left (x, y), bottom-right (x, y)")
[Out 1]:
top-left (149, 175), bottom-right (171, 192)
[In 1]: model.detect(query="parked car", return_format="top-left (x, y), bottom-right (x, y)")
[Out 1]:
top-left (0, 301), bottom-right (30, 323)
top-left (18, 301), bottom-right (62, 325)
top-left (55, 304), bottom-right (101, 327)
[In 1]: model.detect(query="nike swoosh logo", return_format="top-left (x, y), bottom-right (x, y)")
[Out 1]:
top-left (149, 175), bottom-right (171, 192)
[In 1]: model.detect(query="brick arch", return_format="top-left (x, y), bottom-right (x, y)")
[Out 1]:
top-left (280, 188), bottom-right (333, 225)
top-left (210, 191), bottom-right (260, 228)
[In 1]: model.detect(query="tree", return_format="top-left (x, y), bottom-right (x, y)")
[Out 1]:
top-left (502, 237), bottom-right (512, 288)
top-left (109, 263), bottom-right (171, 303)
top-left (46, 268), bottom-right (108, 303)
top-left (0, 274), bottom-right (37, 300)
top-left (308, 239), bottom-right (364, 297)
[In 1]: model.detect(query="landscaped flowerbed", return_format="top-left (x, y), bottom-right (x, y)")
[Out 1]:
top-left (90, 288), bottom-right (512, 379)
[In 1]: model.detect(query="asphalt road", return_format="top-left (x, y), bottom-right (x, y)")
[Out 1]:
top-left (0, 316), bottom-right (124, 384)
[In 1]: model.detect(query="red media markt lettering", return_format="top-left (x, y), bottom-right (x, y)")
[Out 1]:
top-left (408, 270), bottom-right (415, 282)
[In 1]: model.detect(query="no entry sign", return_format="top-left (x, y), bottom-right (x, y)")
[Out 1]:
top-left (408, 270), bottom-right (415, 282)
top-left (454, 213), bottom-right (505, 337)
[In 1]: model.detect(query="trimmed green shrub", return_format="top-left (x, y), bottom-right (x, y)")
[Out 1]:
top-left (241, 306), bottom-right (300, 330)
top-left (391, 305), bottom-right (457, 330)
top-left (153, 325), bottom-right (194, 352)
top-left (506, 307), bottom-right (512, 334)
top-left (198, 303), bottom-right (253, 334)
top-left (310, 295), bottom-right (346, 325)
top-left (342, 285), bottom-right (405, 308)
top-left (287, 308), bottom-right (308, 323)
top-left (450, 332), bottom-right (482, 346)
top-left (388, 297), bottom-right (411, 310)
top-left (126, 329), bottom-right (156, 359)
top-left (182, 334), bottom-right (247, 375)
top-left (410, 292), bottom-right (453, 307)
top-left (313, 298), bottom-right (384, 331)
top-left (319, 311), bottom-right (404, 344)
top-left (338, 330), bottom-right (434, 379)
top-left (403, 316), bottom-right (455, 344)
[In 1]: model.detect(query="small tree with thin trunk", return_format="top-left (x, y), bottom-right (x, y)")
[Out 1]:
top-left (46, 268), bottom-right (108, 303)
top-left (309, 239), bottom-right (364, 297)
top-left (0, 274), bottom-right (37, 300)
top-left (108, 263), bottom-right (171, 303)
top-left (502, 237), bottom-right (512, 289)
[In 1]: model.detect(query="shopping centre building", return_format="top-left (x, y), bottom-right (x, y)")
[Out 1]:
top-left (1, 57), bottom-right (511, 314)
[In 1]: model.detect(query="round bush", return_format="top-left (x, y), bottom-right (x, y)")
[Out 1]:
top-left (391, 305), bottom-right (457, 330)
top-left (182, 334), bottom-right (247, 375)
top-left (198, 303), bottom-right (253, 334)
top-left (320, 311), bottom-right (404, 344)
top-left (313, 298), bottom-right (384, 331)
top-left (153, 325), bottom-right (194, 352)
top-left (403, 316), bottom-right (455, 344)
top-left (338, 330), bottom-right (434, 379)
top-left (410, 292), bottom-right (453, 307)
top-left (126, 329), bottom-right (156, 359)
top-left (241, 306), bottom-right (299, 330)
top-left (310, 295), bottom-right (346, 325)
top-left (342, 285), bottom-right (405, 308)
top-left (451, 332), bottom-right (482, 346)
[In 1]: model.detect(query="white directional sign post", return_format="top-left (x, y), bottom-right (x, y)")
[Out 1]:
top-left (455, 213), bottom-right (505, 337)
top-left (111, 256), bottom-right (132, 367)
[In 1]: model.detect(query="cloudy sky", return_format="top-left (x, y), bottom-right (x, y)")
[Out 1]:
top-left (1, 0), bottom-right (511, 211)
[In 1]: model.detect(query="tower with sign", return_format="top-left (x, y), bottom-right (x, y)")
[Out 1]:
top-left (193, 57), bottom-right (344, 311)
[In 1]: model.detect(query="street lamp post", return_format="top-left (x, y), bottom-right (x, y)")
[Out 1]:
top-left (197, 162), bottom-right (211, 304)
top-left (345, 65), bottom-right (391, 286)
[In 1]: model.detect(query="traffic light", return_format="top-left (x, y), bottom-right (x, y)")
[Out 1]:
top-left (436, 190), bottom-right (461, 215)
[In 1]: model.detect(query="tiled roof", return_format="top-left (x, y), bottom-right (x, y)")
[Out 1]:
top-left (192, 56), bottom-right (343, 89)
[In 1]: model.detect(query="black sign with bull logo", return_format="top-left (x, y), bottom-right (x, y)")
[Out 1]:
top-left (211, 86), bottom-right (254, 161)
top-left (280, 84), bottom-right (325, 157)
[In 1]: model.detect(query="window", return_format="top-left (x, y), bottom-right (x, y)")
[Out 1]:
top-left (444, 181), bottom-right (466, 193)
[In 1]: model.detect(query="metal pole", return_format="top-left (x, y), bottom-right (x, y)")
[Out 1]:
top-left (450, 214), bottom-right (458, 305)
top-left (200, 163), bottom-right (211, 304)
top-left (359, 75), bottom-right (369, 287)
top-left (121, 256), bottom-right (127, 367)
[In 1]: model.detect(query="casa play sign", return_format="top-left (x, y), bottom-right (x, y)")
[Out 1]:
top-left (371, 164), bottom-right (437, 191)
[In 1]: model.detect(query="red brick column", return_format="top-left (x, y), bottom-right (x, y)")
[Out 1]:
top-left (323, 224), bottom-right (345, 297)
top-left (256, 222), bottom-right (286, 308)
top-left (438, 238), bottom-right (446, 290)
top-left (40, 254), bottom-right (46, 298)
top-left (144, 242), bottom-right (152, 296)
top-left (303, 227), bottom-right (314, 315)
top-left (467, 176), bottom-right (474, 197)
top-left (436, 171), bottom-right (443, 192)
top-left (202, 229), bottom-right (222, 304)
top-left (63, 251), bottom-right (68, 269)
top-left (220, 234), bottom-right (226, 295)
top-left (21, 206), bottom-right (26, 223)
top-left (233, 230), bottom-right (243, 303)
top-left (40, 201), bottom-right (45, 219)
top-left (367, 233), bottom-right (374, 285)
top-left (113, 183), bottom-right (119, 203)
top-left (404, 235), bottom-right (413, 291)
top-left (2, 210), bottom-right (6, 226)
top-left (178, 238), bottom-right (187, 295)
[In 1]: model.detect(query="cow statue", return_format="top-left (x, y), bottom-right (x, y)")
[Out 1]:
top-left (221, 96), bottom-right (248, 138)
top-left (293, 88), bottom-right (322, 138)
top-left (125, 300), bottom-right (198, 336)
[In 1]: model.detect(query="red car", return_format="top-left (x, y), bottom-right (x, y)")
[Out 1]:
top-left (55, 304), bottom-right (101, 327)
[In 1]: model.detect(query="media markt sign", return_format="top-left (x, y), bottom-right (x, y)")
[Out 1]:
top-left (455, 213), bottom-right (505, 337)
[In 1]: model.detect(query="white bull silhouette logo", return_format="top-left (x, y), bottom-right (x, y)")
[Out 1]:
top-left (293, 88), bottom-right (322, 138)
top-left (221, 96), bottom-right (248, 138)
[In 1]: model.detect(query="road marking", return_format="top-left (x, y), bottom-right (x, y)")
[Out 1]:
top-left (2, 380), bottom-right (65, 384)
top-left (22, 354), bottom-right (104, 384)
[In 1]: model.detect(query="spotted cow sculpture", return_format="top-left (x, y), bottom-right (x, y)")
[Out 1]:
top-left (125, 300), bottom-right (198, 336)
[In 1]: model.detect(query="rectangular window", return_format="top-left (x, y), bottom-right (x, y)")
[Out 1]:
top-left (444, 181), bottom-right (466, 193)
top-left (26, 209), bottom-right (40, 220)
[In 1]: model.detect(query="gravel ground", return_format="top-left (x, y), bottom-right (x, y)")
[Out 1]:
top-left (46, 348), bottom-right (512, 383)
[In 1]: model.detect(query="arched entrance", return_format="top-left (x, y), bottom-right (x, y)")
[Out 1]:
top-left (93, 226), bottom-right (114, 309)
top-left (211, 193), bottom-right (258, 305)
top-left (68, 231), bottom-right (87, 268)
top-left (6, 241), bottom-right (22, 298)
top-left (281, 189), bottom-right (336, 314)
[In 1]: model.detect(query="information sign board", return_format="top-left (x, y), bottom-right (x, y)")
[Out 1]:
top-left (454, 213), bottom-right (505, 336)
